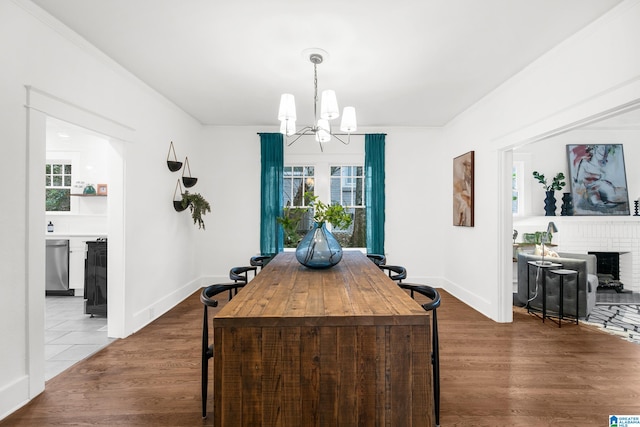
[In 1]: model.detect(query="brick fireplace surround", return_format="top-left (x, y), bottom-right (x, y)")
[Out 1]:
top-left (513, 218), bottom-right (640, 293)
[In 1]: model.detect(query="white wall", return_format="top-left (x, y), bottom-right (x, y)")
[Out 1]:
top-left (196, 126), bottom-right (447, 288)
top-left (443, 0), bottom-right (640, 322)
top-left (3, 0), bottom-right (640, 421)
top-left (0, 0), bottom-right (206, 418)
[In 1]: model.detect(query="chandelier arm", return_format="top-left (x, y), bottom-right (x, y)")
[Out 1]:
top-left (285, 126), bottom-right (314, 146)
top-left (330, 133), bottom-right (350, 145)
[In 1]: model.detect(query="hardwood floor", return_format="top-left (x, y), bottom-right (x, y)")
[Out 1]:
top-left (2, 289), bottom-right (639, 426)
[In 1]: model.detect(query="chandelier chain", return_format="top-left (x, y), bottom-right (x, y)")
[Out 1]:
top-left (313, 63), bottom-right (318, 129)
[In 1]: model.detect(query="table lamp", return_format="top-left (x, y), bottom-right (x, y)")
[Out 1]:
top-left (539, 221), bottom-right (558, 266)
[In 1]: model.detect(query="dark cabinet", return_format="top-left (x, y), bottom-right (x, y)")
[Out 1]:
top-left (84, 239), bottom-right (107, 317)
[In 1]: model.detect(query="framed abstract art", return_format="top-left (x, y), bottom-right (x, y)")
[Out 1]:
top-left (566, 144), bottom-right (629, 216)
top-left (453, 151), bottom-right (474, 226)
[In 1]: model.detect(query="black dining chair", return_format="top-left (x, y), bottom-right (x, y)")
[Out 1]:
top-left (379, 264), bottom-right (407, 283)
top-left (398, 283), bottom-right (441, 427)
top-left (249, 254), bottom-right (273, 271)
top-left (200, 283), bottom-right (244, 419)
top-left (366, 253), bottom-right (387, 266)
top-left (228, 265), bottom-right (257, 299)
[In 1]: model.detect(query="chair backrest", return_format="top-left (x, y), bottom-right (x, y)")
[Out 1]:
top-left (398, 283), bottom-right (441, 311)
top-left (201, 283), bottom-right (242, 307)
top-left (250, 255), bottom-right (273, 269)
top-left (229, 266), bottom-right (257, 282)
top-left (366, 253), bottom-right (387, 266)
top-left (379, 264), bottom-right (407, 282)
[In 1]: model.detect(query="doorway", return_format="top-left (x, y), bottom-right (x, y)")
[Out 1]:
top-left (44, 117), bottom-right (115, 380)
top-left (26, 86), bottom-right (131, 394)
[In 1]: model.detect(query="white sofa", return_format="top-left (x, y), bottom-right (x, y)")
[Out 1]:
top-left (516, 252), bottom-right (599, 319)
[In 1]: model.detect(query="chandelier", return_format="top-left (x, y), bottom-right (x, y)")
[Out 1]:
top-left (278, 50), bottom-right (357, 151)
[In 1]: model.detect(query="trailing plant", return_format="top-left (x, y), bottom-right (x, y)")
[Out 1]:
top-left (532, 171), bottom-right (566, 192)
top-left (181, 191), bottom-right (211, 230)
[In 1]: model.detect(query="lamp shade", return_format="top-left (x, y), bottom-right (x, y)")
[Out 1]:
top-left (320, 90), bottom-right (339, 120)
top-left (340, 106), bottom-right (357, 132)
top-left (278, 94), bottom-right (296, 121)
top-left (316, 119), bottom-right (331, 143)
top-left (280, 119), bottom-right (296, 136)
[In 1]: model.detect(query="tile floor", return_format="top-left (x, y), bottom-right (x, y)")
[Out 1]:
top-left (45, 296), bottom-right (114, 381)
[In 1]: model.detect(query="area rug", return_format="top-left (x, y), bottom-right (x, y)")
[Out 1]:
top-left (583, 304), bottom-right (640, 345)
top-left (596, 290), bottom-right (640, 305)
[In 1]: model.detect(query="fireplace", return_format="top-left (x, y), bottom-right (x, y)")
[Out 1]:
top-left (589, 251), bottom-right (625, 292)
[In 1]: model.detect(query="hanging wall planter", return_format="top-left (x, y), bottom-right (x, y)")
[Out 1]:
top-left (181, 156), bottom-right (198, 188)
top-left (173, 179), bottom-right (188, 212)
top-left (167, 141), bottom-right (183, 172)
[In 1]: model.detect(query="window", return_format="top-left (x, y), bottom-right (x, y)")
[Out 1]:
top-left (46, 162), bottom-right (72, 212)
top-left (512, 161), bottom-right (525, 215)
top-left (280, 164), bottom-right (366, 249)
top-left (283, 166), bottom-right (315, 207)
top-left (330, 166), bottom-right (366, 248)
top-left (281, 166), bottom-right (315, 247)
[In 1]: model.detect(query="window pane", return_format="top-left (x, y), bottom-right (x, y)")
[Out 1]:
top-left (52, 164), bottom-right (62, 174)
top-left (45, 164), bottom-right (51, 174)
top-left (293, 166), bottom-right (303, 175)
top-left (64, 164), bottom-right (72, 174)
top-left (304, 177), bottom-right (314, 195)
top-left (64, 176), bottom-right (71, 186)
top-left (292, 178), bottom-right (303, 205)
top-left (331, 166), bottom-right (340, 176)
top-left (53, 176), bottom-right (62, 186)
top-left (355, 177), bottom-right (363, 205)
top-left (305, 166), bottom-right (314, 175)
top-left (46, 176), bottom-right (51, 186)
top-left (46, 189), bottom-right (70, 211)
top-left (332, 207), bottom-right (366, 248)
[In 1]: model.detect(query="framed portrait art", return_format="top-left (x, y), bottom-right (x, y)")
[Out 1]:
top-left (453, 151), bottom-right (474, 226)
top-left (566, 144), bottom-right (629, 216)
top-left (97, 184), bottom-right (108, 196)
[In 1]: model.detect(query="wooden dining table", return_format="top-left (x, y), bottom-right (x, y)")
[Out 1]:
top-left (213, 251), bottom-right (433, 426)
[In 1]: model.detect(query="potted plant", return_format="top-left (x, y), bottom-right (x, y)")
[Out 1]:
top-left (284, 192), bottom-right (353, 269)
top-left (180, 191), bottom-right (211, 229)
top-left (532, 171), bottom-right (566, 216)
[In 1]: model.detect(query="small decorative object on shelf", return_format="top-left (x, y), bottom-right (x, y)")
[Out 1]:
top-left (97, 184), bottom-right (108, 196)
top-left (561, 192), bottom-right (574, 216)
top-left (634, 200), bottom-right (639, 216)
top-left (83, 183), bottom-right (96, 195)
top-left (167, 141), bottom-right (183, 172)
top-left (181, 156), bottom-right (198, 188)
top-left (533, 171), bottom-right (566, 216)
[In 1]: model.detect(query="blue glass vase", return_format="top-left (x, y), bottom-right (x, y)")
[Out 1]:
top-left (295, 222), bottom-right (343, 269)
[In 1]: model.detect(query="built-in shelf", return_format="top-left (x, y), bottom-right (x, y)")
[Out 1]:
top-left (70, 194), bottom-right (107, 197)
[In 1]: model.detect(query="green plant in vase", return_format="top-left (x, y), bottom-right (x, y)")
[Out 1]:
top-left (181, 191), bottom-right (211, 230)
top-left (532, 171), bottom-right (566, 216)
top-left (532, 171), bottom-right (566, 192)
top-left (306, 193), bottom-right (352, 229)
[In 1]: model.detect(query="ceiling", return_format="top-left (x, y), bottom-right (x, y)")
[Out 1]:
top-left (30, 0), bottom-right (623, 128)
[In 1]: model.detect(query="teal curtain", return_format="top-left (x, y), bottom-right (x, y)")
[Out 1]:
top-left (259, 133), bottom-right (284, 255)
top-left (365, 134), bottom-right (386, 254)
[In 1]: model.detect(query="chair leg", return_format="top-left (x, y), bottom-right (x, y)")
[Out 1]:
top-left (432, 309), bottom-right (440, 427)
top-left (201, 305), bottom-right (208, 419)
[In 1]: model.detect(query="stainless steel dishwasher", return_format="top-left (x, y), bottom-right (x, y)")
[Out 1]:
top-left (46, 239), bottom-right (74, 296)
